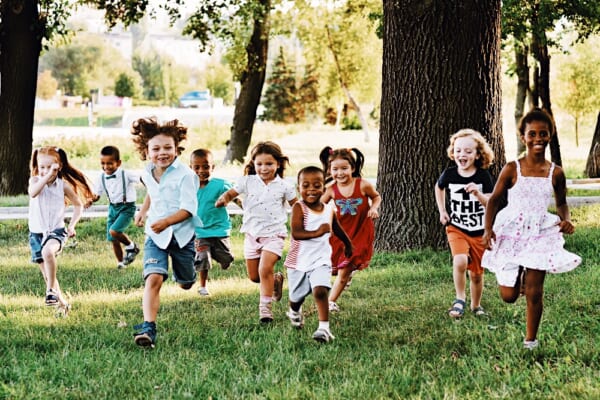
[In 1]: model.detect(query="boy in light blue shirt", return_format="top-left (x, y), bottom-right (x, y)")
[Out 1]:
top-left (130, 117), bottom-right (198, 348)
top-left (190, 149), bottom-right (235, 296)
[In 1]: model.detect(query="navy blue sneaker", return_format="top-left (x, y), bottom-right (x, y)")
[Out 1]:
top-left (123, 243), bottom-right (140, 265)
top-left (133, 321), bottom-right (156, 348)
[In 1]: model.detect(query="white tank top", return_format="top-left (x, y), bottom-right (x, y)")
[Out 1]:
top-left (28, 178), bottom-right (66, 234)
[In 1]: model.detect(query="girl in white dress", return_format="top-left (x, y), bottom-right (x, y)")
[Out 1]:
top-left (482, 108), bottom-right (581, 349)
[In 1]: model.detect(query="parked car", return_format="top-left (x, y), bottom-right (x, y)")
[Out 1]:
top-left (179, 90), bottom-right (212, 108)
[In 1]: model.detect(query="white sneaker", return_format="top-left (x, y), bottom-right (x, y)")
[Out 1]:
top-left (329, 301), bottom-right (340, 312)
top-left (286, 309), bottom-right (304, 328)
top-left (117, 262), bottom-right (127, 269)
top-left (312, 328), bottom-right (335, 343)
top-left (198, 287), bottom-right (210, 296)
top-left (523, 339), bottom-right (539, 350)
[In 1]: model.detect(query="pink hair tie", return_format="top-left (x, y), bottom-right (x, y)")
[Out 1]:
top-left (328, 149), bottom-right (333, 155)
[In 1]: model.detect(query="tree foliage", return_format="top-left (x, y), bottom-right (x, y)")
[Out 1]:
top-left (36, 70), bottom-right (58, 99)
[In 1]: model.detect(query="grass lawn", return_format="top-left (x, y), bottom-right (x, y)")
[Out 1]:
top-left (0, 204), bottom-right (598, 399)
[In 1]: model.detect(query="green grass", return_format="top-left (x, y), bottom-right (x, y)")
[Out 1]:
top-left (34, 108), bottom-right (123, 128)
top-left (0, 207), bottom-right (599, 399)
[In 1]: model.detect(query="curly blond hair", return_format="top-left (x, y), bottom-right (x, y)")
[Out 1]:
top-left (446, 128), bottom-right (494, 169)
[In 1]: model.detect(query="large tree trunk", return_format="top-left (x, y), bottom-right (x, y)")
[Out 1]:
top-left (224, 0), bottom-right (270, 164)
top-left (513, 43), bottom-right (528, 157)
top-left (584, 112), bottom-right (600, 178)
top-left (0, 0), bottom-right (42, 195)
top-left (377, 0), bottom-right (504, 251)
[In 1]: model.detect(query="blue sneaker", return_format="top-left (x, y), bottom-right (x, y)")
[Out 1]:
top-left (133, 321), bottom-right (156, 348)
top-left (123, 243), bottom-right (140, 265)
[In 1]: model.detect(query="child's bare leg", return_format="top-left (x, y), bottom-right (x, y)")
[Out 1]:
top-left (41, 239), bottom-right (61, 291)
top-left (524, 269), bottom-right (546, 342)
top-left (110, 230), bottom-right (132, 247)
top-left (329, 267), bottom-right (353, 303)
top-left (199, 270), bottom-right (209, 288)
top-left (111, 241), bottom-right (124, 262)
top-left (470, 272), bottom-right (483, 309)
top-left (452, 254), bottom-right (468, 301)
top-left (246, 258), bottom-right (260, 283)
top-left (37, 262), bottom-right (48, 285)
top-left (313, 286), bottom-right (329, 322)
top-left (258, 251), bottom-right (279, 298)
top-left (142, 273), bottom-right (163, 322)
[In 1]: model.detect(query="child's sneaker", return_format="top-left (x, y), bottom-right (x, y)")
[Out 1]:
top-left (328, 301), bottom-right (340, 312)
top-left (272, 272), bottom-right (284, 302)
top-left (523, 339), bottom-right (539, 350)
top-left (45, 288), bottom-right (60, 307)
top-left (220, 261), bottom-right (231, 270)
top-left (123, 243), bottom-right (140, 265)
top-left (117, 261), bottom-right (127, 269)
top-left (259, 303), bottom-right (273, 323)
top-left (312, 328), bottom-right (335, 343)
top-left (198, 287), bottom-right (210, 296)
top-left (133, 321), bottom-right (157, 348)
top-left (286, 309), bottom-right (304, 329)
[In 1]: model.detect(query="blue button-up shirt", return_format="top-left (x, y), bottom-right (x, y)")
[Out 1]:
top-left (142, 158), bottom-right (198, 249)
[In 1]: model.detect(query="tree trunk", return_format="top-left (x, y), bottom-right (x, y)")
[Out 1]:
top-left (377, 0), bottom-right (504, 251)
top-left (0, 0), bottom-right (42, 195)
top-left (584, 112), bottom-right (600, 178)
top-left (536, 39), bottom-right (562, 166)
top-left (224, 0), bottom-right (270, 164)
top-left (514, 43), bottom-right (528, 157)
top-left (325, 25), bottom-right (370, 142)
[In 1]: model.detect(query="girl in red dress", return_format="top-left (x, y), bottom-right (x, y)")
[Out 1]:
top-left (320, 147), bottom-right (381, 312)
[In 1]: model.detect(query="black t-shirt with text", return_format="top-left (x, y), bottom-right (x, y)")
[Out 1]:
top-left (436, 166), bottom-right (494, 237)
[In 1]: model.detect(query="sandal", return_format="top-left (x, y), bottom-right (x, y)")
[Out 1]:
top-left (472, 306), bottom-right (486, 316)
top-left (448, 299), bottom-right (465, 318)
top-left (45, 289), bottom-right (59, 307)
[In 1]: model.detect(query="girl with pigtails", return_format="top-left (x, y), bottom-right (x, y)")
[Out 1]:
top-left (319, 147), bottom-right (381, 312)
top-left (28, 146), bottom-right (94, 315)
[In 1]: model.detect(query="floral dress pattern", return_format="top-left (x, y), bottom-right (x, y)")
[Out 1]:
top-left (482, 160), bottom-right (581, 286)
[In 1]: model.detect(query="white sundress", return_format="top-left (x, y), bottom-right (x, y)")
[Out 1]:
top-left (482, 160), bottom-right (581, 286)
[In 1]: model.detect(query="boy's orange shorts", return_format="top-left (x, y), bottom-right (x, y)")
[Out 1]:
top-left (445, 225), bottom-right (484, 276)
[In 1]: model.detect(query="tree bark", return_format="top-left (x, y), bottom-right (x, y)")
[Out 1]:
top-left (377, 0), bottom-right (504, 251)
top-left (0, 0), bottom-right (42, 195)
top-left (584, 112), bottom-right (600, 178)
top-left (514, 43), bottom-right (528, 157)
top-left (224, 0), bottom-right (270, 164)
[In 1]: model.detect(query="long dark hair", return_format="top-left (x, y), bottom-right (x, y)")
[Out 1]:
top-left (244, 141), bottom-right (290, 178)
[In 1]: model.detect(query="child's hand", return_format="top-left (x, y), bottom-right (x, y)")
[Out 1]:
top-left (150, 219), bottom-right (169, 233)
top-left (558, 220), bottom-right (575, 234)
top-left (134, 212), bottom-right (146, 227)
top-left (481, 229), bottom-right (495, 250)
top-left (368, 207), bottom-right (379, 219)
top-left (316, 223), bottom-right (332, 237)
top-left (439, 211), bottom-right (450, 225)
top-left (344, 244), bottom-right (354, 259)
top-left (464, 183), bottom-right (480, 197)
top-left (215, 197), bottom-right (227, 208)
top-left (67, 226), bottom-right (76, 238)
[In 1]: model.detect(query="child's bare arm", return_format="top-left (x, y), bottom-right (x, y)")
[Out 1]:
top-left (482, 163), bottom-right (515, 249)
top-left (553, 166), bottom-right (575, 234)
top-left (362, 180), bottom-right (381, 218)
top-left (215, 188), bottom-right (239, 207)
top-left (434, 184), bottom-right (450, 225)
top-left (150, 210), bottom-right (192, 234)
top-left (289, 203), bottom-right (330, 240)
top-left (332, 213), bottom-right (353, 258)
top-left (135, 194), bottom-right (150, 227)
top-left (64, 182), bottom-right (83, 237)
top-left (464, 182), bottom-right (491, 206)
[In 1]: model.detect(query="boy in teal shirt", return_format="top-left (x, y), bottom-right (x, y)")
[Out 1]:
top-left (190, 149), bottom-right (235, 296)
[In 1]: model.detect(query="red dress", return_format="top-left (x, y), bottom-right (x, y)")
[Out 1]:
top-left (329, 178), bottom-right (374, 275)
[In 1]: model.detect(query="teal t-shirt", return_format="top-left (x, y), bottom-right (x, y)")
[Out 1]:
top-left (195, 177), bottom-right (233, 238)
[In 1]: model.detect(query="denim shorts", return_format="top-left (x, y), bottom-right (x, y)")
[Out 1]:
top-left (142, 236), bottom-right (196, 285)
top-left (107, 202), bottom-right (136, 241)
top-left (29, 228), bottom-right (68, 263)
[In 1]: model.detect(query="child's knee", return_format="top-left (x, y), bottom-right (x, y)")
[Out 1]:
top-left (470, 273), bottom-right (483, 285)
top-left (313, 286), bottom-right (329, 301)
top-left (452, 255), bottom-right (468, 270)
top-left (499, 286), bottom-right (519, 303)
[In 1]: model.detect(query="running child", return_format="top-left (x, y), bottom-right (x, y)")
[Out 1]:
top-left (319, 147), bottom-right (381, 312)
top-left (28, 146), bottom-right (94, 316)
top-left (285, 166), bottom-right (353, 343)
top-left (131, 117), bottom-right (199, 348)
top-left (216, 141), bottom-right (297, 323)
top-left (482, 108), bottom-right (581, 350)
top-left (190, 148), bottom-right (235, 296)
top-left (435, 129), bottom-right (494, 318)
top-left (90, 145), bottom-right (140, 269)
